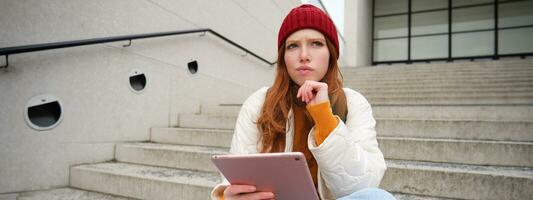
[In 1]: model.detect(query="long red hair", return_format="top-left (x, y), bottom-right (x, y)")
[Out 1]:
top-left (256, 38), bottom-right (347, 153)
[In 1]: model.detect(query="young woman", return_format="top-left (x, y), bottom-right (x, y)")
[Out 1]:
top-left (211, 4), bottom-right (395, 200)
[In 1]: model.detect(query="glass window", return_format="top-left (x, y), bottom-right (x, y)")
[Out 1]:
top-left (374, 15), bottom-right (408, 38)
top-left (374, 39), bottom-right (408, 61)
top-left (499, 27), bottom-right (533, 54)
top-left (499, 0), bottom-right (533, 28)
top-left (453, 0), bottom-right (493, 7)
top-left (452, 31), bottom-right (494, 57)
top-left (375, 0), bottom-right (408, 16)
top-left (412, 35), bottom-right (448, 59)
top-left (412, 11), bottom-right (448, 35)
top-left (372, 0), bottom-right (533, 64)
top-left (412, 0), bottom-right (447, 12)
top-left (452, 5), bottom-right (494, 32)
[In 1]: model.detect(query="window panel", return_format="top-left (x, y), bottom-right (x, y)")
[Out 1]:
top-left (499, 0), bottom-right (533, 28)
top-left (452, 5), bottom-right (494, 32)
top-left (374, 39), bottom-right (408, 61)
top-left (412, 35), bottom-right (448, 59)
top-left (375, 0), bottom-right (408, 16)
top-left (374, 15), bottom-right (408, 38)
top-left (412, 0), bottom-right (447, 12)
top-left (499, 27), bottom-right (533, 54)
top-left (452, 31), bottom-right (494, 57)
top-left (412, 11), bottom-right (448, 35)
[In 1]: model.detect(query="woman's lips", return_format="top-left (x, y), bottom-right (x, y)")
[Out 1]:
top-left (297, 66), bottom-right (313, 76)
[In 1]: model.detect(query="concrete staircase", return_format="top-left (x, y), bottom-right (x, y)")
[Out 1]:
top-left (342, 59), bottom-right (533, 199)
top-left (63, 59), bottom-right (533, 199)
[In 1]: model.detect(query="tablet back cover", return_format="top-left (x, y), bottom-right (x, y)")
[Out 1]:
top-left (212, 152), bottom-right (319, 200)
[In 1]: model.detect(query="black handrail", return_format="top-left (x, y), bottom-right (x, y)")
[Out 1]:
top-left (0, 28), bottom-right (276, 68)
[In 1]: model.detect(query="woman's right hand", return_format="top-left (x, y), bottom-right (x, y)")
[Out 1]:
top-left (223, 185), bottom-right (275, 200)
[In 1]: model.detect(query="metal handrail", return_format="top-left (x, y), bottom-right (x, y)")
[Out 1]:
top-left (0, 28), bottom-right (276, 68)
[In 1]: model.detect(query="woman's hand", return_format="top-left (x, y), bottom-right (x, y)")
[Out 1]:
top-left (223, 185), bottom-right (275, 200)
top-left (296, 80), bottom-right (329, 106)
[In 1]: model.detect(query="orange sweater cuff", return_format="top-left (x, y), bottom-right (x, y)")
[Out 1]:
top-left (307, 100), bottom-right (339, 145)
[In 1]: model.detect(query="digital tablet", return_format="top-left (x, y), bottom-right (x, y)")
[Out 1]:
top-left (211, 152), bottom-right (319, 200)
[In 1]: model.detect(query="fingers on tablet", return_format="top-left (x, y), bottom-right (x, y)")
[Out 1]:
top-left (226, 185), bottom-right (256, 194)
top-left (241, 192), bottom-right (275, 200)
top-left (224, 185), bottom-right (275, 200)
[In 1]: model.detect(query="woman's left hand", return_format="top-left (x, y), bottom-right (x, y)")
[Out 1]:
top-left (296, 80), bottom-right (329, 105)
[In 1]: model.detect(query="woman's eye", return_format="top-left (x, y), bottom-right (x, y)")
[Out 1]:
top-left (312, 41), bottom-right (324, 47)
top-left (286, 43), bottom-right (298, 49)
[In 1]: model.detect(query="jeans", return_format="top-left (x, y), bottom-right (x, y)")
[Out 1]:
top-left (337, 188), bottom-right (396, 200)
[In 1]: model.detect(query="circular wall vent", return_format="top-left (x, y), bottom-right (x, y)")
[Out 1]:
top-left (129, 69), bottom-right (146, 93)
top-left (24, 94), bottom-right (63, 131)
top-left (188, 60), bottom-right (198, 74)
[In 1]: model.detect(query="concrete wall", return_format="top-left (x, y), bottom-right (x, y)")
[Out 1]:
top-left (343, 0), bottom-right (373, 67)
top-left (0, 0), bottom-right (300, 193)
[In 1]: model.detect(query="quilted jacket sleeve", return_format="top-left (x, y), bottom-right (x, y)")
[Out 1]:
top-left (307, 88), bottom-right (387, 199)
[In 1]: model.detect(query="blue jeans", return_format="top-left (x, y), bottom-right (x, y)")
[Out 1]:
top-left (337, 188), bottom-right (396, 200)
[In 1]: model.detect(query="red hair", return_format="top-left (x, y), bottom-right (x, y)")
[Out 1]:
top-left (256, 38), bottom-right (346, 153)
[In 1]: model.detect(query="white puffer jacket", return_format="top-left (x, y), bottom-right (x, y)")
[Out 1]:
top-left (211, 87), bottom-right (386, 200)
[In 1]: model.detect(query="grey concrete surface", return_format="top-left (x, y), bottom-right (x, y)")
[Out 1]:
top-left (115, 143), bottom-right (228, 172)
top-left (70, 162), bottom-right (220, 200)
top-left (151, 127), bottom-right (233, 147)
top-left (382, 159), bottom-right (533, 199)
top-left (6, 188), bottom-right (135, 200)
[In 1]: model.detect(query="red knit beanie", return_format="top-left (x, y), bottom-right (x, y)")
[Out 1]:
top-left (278, 4), bottom-right (339, 58)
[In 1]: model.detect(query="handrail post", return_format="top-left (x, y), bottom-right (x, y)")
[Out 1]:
top-left (1, 55), bottom-right (8, 69)
top-left (122, 40), bottom-right (132, 48)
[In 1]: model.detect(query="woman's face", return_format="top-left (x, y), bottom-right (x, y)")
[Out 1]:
top-left (284, 29), bottom-right (330, 86)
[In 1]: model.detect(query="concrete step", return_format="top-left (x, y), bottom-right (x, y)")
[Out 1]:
top-left (1, 187), bottom-right (134, 200)
top-left (71, 160), bottom-right (531, 200)
top-left (151, 127), bottom-right (233, 147)
top-left (152, 127), bottom-right (233, 148)
top-left (178, 114), bottom-right (237, 130)
top-left (342, 67), bottom-right (533, 77)
top-left (345, 73), bottom-right (533, 82)
top-left (347, 84), bottom-right (533, 93)
top-left (145, 127), bottom-right (533, 198)
top-left (392, 193), bottom-right (457, 200)
top-left (366, 95), bottom-right (533, 104)
top-left (341, 59), bottom-right (533, 74)
top-left (150, 127), bottom-right (532, 167)
top-left (340, 60), bottom-right (533, 74)
top-left (372, 105), bottom-right (533, 122)
top-left (70, 162), bottom-right (220, 200)
top-left (382, 159), bottom-right (533, 199)
top-left (361, 89), bottom-right (533, 97)
top-left (198, 104), bottom-right (242, 115)
top-left (342, 65), bottom-right (533, 75)
top-left (345, 78), bottom-right (533, 88)
top-left (377, 118), bottom-right (533, 142)
top-left (116, 142), bottom-right (228, 172)
top-left (341, 65), bottom-right (533, 76)
top-left (177, 114), bottom-right (533, 141)
top-left (379, 136), bottom-right (533, 167)
top-left (192, 104), bottom-right (533, 122)
top-left (0, 186), bottom-right (450, 200)
top-left (345, 76), bottom-right (533, 85)
top-left (349, 82), bottom-right (533, 91)
top-left (358, 87), bottom-right (533, 97)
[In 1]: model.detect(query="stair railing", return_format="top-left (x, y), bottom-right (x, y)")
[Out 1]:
top-left (0, 28), bottom-right (276, 69)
